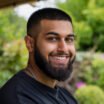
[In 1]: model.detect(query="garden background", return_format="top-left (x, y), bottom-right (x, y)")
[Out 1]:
top-left (0, 0), bottom-right (104, 104)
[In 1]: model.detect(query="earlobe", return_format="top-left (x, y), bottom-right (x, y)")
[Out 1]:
top-left (24, 35), bottom-right (34, 52)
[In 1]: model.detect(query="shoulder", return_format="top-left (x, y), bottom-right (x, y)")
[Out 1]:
top-left (0, 71), bottom-right (24, 104)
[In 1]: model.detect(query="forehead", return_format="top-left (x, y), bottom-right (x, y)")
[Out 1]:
top-left (40, 19), bottom-right (73, 35)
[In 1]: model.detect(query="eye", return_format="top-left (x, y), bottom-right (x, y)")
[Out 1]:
top-left (47, 37), bottom-right (59, 42)
top-left (65, 37), bottom-right (75, 43)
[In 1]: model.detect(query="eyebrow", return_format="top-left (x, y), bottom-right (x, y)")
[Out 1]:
top-left (46, 32), bottom-right (75, 37)
top-left (46, 32), bottom-right (59, 36)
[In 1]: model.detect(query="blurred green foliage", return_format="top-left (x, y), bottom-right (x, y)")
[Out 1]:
top-left (0, 8), bottom-right (27, 87)
top-left (0, 39), bottom-right (28, 87)
top-left (76, 53), bottom-right (104, 90)
top-left (75, 85), bottom-right (104, 104)
top-left (0, 8), bottom-right (26, 43)
top-left (56, 0), bottom-right (104, 51)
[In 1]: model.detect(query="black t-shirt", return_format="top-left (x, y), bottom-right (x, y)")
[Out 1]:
top-left (0, 70), bottom-right (78, 104)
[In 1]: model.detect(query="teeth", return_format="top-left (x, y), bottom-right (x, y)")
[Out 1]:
top-left (55, 57), bottom-right (66, 60)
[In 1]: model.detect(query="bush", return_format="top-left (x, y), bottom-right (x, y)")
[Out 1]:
top-left (75, 85), bottom-right (104, 104)
top-left (0, 39), bottom-right (28, 87)
top-left (91, 54), bottom-right (104, 89)
top-left (75, 52), bottom-right (104, 90)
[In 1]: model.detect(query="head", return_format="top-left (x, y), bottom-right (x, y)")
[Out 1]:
top-left (25, 8), bottom-right (76, 81)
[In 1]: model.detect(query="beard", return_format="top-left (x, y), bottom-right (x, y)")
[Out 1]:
top-left (34, 46), bottom-right (75, 81)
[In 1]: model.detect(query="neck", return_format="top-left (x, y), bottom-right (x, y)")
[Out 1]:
top-left (25, 61), bottom-right (57, 88)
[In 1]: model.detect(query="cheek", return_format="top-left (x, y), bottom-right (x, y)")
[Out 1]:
top-left (37, 42), bottom-right (56, 60)
top-left (69, 45), bottom-right (76, 57)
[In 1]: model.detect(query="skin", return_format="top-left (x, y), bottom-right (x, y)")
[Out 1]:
top-left (25, 20), bottom-right (76, 88)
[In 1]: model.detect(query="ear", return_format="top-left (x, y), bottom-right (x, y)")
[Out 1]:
top-left (24, 35), bottom-right (34, 52)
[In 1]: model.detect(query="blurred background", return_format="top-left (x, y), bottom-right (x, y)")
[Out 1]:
top-left (0, 0), bottom-right (104, 104)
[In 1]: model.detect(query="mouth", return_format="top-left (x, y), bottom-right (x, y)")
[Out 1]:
top-left (49, 55), bottom-right (69, 67)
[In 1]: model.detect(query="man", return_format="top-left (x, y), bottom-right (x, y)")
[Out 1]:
top-left (0, 8), bottom-right (77, 104)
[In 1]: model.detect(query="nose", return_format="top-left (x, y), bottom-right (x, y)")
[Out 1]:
top-left (57, 40), bottom-right (67, 52)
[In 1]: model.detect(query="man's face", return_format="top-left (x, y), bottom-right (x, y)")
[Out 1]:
top-left (34, 20), bottom-right (76, 81)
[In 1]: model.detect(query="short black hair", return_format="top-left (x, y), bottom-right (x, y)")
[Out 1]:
top-left (27, 8), bottom-right (73, 37)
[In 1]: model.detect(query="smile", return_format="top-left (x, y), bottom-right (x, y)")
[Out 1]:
top-left (49, 56), bottom-right (69, 65)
